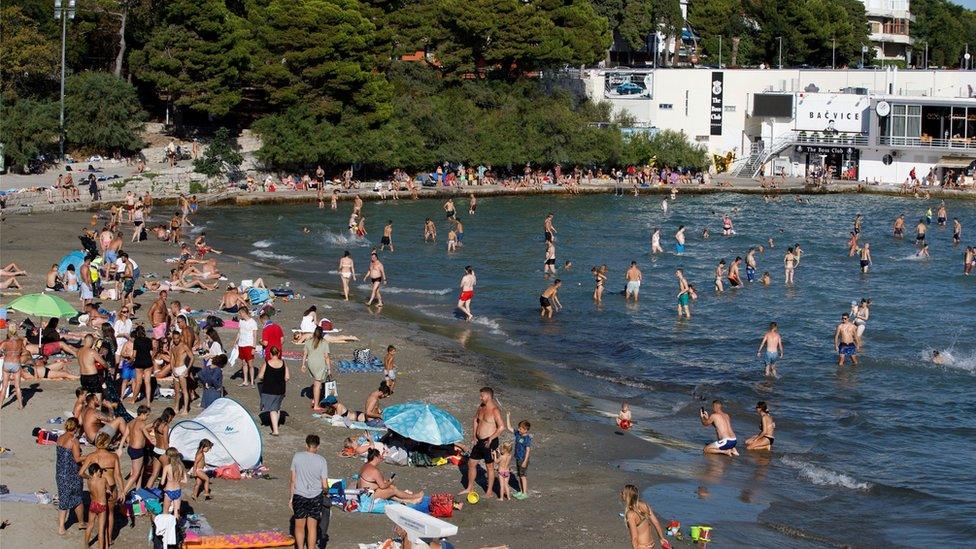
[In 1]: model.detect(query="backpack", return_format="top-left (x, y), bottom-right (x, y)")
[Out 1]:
top-left (429, 493), bottom-right (454, 518)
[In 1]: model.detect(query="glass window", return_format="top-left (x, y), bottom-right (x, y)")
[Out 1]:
top-left (892, 116), bottom-right (906, 137)
top-left (893, 104), bottom-right (906, 116)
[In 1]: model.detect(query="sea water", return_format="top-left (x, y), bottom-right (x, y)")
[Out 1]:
top-left (200, 193), bottom-right (976, 546)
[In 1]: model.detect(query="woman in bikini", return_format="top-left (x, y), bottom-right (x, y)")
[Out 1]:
top-left (592, 265), bottom-right (607, 303)
top-left (338, 251), bottom-right (356, 301)
top-left (745, 401), bottom-right (776, 451)
top-left (322, 398), bottom-right (367, 422)
top-left (620, 484), bottom-right (668, 549)
top-left (1, 327), bottom-right (28, 408)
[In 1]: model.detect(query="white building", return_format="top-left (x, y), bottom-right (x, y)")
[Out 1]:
top-left (582, 67), bottom-right (976, 183)
top-left (861, 0), bottom-right (914, 64)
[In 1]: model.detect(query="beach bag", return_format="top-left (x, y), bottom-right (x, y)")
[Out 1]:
top-left (323, 377), bottom-right (338, 399)
top-left (429, 493), bottom-right (454, 518)
top-left (319, 319), bottom-right (333, 331)
top-left (408, 451), bottom-right (433, 468)
top-left (215, 463), bottom-right (242, 480)
top-left (383, 446), bottom-right (409, 467)
top-left (353, 348), bottom-right (371, 365)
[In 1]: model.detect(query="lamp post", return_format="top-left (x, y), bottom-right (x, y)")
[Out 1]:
top-left (965, 44), bottom-right (971, 70)
top-left (861, 44), bottom-right (867, 69)
top-left (923, 41), bottom-right (928, 69)
top-left (778, 36), bottom-right (783, 69)
top-left (54, 0), bottom-right (76, 163)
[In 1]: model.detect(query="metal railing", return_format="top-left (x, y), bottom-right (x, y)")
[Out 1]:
top-left (879, 136), bottom-right (976, 150)
top-left (795, 133), bottom-right (870, 146)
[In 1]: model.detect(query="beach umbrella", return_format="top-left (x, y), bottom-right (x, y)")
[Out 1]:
top-left (381, 401), bottom-right (464, 446)
top-left (6, 293), bottom-right (78, 347)
top-left (57, 250), bottom-right (86, 276)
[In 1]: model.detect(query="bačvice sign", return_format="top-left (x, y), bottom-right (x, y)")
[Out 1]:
top-left (794, 93), bottom-right (869, 133)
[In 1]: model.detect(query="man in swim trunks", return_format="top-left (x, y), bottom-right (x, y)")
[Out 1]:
top-left (148, 291), bottom-right (170, 340)
top-left (539, 279), bottom-right (562, 318)
top-left (757, 322), bottom-right (784, 377)
top-left (700, 400), bottom-right (738, 457)
top-left (915, 219), bottom-right (927, 246)
top-left (674, 225), bottom-right (686, 254)
top-left (444, 198), bottom-right (456, 220)
top-left (218, 285), bottom-right (245, 312)
top-left (625, 261), bottom-right (642, 303)
top-left (745, 248), bottom-right (758, 282)
top-left (363, 252), bottom-right (386, 307)
top-left (952, 218), bottom-right (962, 245)
top-left (458, 266), bottom-right (476, 321)
top-left (676, 269), bottom-right (692, 319)
top-left (859, 243), bottom-right (872, 273)
top-left (122, 405), bottom-right (153, 494)
top-left (543, 213), bottom-right (556, 243)
top-left (380, 220), bottom-right (394, 252)
top-left (893, 214), bottom-right (905, 237)
top-left (937, 202), bottom-right (947, 226)
top-left (834, 313), bottom-right (861, 366)
top-left (77, 334), bottom-right (107, 396)
top-left (728, 257), bottom-right (743, 287)
top-left (460, 387), bottom-right (505, 498)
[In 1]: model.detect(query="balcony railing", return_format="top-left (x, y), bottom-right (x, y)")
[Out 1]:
top-left (880, 136), bottom-right (976, 150)
top-left (795, 133), bottom-right (870, 146)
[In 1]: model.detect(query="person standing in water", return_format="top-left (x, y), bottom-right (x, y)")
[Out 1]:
top-left (363, 252), bottom-right (386, 307)
top-left (744, 402), bottom-right (776, 451)
top-left (936, 202), bottom-right (947, 227)
top-left (728, 257), bottom-right (743, 288)
top-left (700, 400), bottom-right (738, 457)
top-left (757, 322), bottom-right (783, 378)
top-left (952, 218), bottom-right (962, 245)
top-left (468, 194), bottom-right (477, 215)
top-left (834, 313), bottom-right (861, 366)
top-left (543, 213), bottom-right (557, 243)
top-left (714, 260), bottom-right (726, 292)
top-left (674, 226), bottom-right (686, 254)
top-left (783, 247), bottom-right (797, 285)
top-left (592, 265), bottom-right (607, 303)
top-left (458, 266), bottom-right (476, 321)
top-left (893, 214), bottom-right (905, 238)
top-left (423, 218), bottom-right (436, 242)
top-left (625, 261), bottom-right (642, 303)
top-left (380, 221), bottom-right (394, 252)
top-left (444, 198), bottom-right (456, 220)
top-left (338, 251), bottom-right (355, 301)
top-left (722, 214), bottom-right (734, 236)
top-left (619, 485), bottom-right (669, 549)
top-left (745, 248), bottom-right (758, 282)
top-left (852, 298), bottom-right (870, 338)
top-left (853, 213), bottom-right (863, 235)
top-left (539, 279), bottom-right (562, 318)
top-left (661, 198), bottom-right (668, 214)
top-left (676, 269), bottom-right (693, 319)
top-left (915, 219), bottom-right (927, 246)
top-left (859, 243), bottom-right (872, 273)
top-left (651, 229), bottom-right (663, 254)
top-left (543, 240), bottom-right (557, 278)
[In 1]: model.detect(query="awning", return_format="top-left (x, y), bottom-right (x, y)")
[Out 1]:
top-left (936, 156), bottom-right (976, 169)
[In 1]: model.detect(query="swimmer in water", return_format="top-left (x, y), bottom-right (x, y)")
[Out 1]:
top-left (936, 202), bottom-right (947, 226)
top-left (651, 229), bottom-right (664, 254)
top-left (931, 350), bottom-right (947, 365)
top-left (784, 247), bottom-right (797, 285)
top-left (834, 313), bottom-right (861, 366)
top-left (661, 199), bottom-right (668, 214)
top-left (964, 247), bottom-right (974, 276)
top-left (760, 271), bottom-right (772, 285)
top-left (701, 227), bottom-right (710, 239)
top-left (728, 257), bottom-right (743, 288)
top-left (847, 232), bottom-right (860, 257)
top-left (714, 260), bottom-right (726, 292)
top-left (722, 214), bottom-right (733, 236)
top-left (893, 214), bottom-right (905, 238)
top-left (852, 298), bottom-right (870, 338)
top-left (745, 247), bottom-right (757, 282)
top-left (853, 213), bottom-right (863, 235)
top-left (675, 226), bottom-right (686, 254)
top-left (592, 265), bottom-right (607, 303)
top-left (915, 219), bottom-right (927, 246)
top-left (757, 322), bottom-right (783, 378)
top-left (859, 243), bottom-right (872, 273)
top-left (539, 279), bottom-right (562, 318)
top-left (768, 237), bottom-right (775, 249)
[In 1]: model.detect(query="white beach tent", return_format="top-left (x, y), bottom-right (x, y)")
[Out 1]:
top-left (169, 398), bottom-right (263, 468)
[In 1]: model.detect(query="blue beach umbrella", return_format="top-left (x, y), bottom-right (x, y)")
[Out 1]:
top-left (57, 250), bottom-right (86, 275)
top-left (381, 401), bottom-right (464, 446)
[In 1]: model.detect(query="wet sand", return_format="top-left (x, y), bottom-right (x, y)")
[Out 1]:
top-left (0, 210), bottom-right (655, 547)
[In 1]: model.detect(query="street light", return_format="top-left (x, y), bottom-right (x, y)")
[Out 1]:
top-left (778, 36), bottom-right (783, 69)
top-left (54, 0), bottom-right (76, 163)
top-left (861, 44), bottom-right (867, 69)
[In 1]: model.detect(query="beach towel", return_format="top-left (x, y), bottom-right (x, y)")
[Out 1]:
top-left (0, 491), bottom-right (53, 504)
top-left (246, 288), bottom-right (271, 307)
top-left (182, 530), bottom-right (294, 548)
top-left (357, 494), bottom-right (430, 514)
top-left (336, 358), bottom-right (384, 373)
top-left (314, 414), bottom-right (387, 432)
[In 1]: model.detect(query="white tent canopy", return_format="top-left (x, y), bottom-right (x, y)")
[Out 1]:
top-left (169, 398), bottom-right (263, 468)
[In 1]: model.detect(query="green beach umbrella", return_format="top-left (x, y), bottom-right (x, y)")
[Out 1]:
top-left (6, 293), bottom-right (78, 346)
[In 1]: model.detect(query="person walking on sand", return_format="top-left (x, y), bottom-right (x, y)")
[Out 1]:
top-left (301, 327), bottom-right (332, 412)
top-left (458, 266), bottom-right (476, 321)
top-left (258, 347), bottom-right (289, 436)
top-left (757, 322), bottom-right (784, 378)
top-left (625, 261), bottom-right (642, 302)
top-left (291, 434), bottom-right (331, 549)
top-left (834, 313), bottom-right (861, 366)
top-left (364, 252), bottom-right (387, 307)
top-left (620, 485), bottom-right (669, 549)
top-left (700, 399), bottom-right (739, 457)
top-left (460, 387), bottom-right (505, 498)
top-left (338, 251), bottom-right (356, 301)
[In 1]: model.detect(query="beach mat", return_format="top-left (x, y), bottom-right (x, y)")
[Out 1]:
top-left (336, 358), bottom-right (384, 373)
top-left (313, 414), bottom-right (386, 432)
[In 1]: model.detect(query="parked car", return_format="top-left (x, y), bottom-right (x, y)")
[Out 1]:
top-left (616, 82), bottom-right (645, 95)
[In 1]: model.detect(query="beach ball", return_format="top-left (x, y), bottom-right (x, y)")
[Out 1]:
top-left (466, 492), bottom-right (480, 504)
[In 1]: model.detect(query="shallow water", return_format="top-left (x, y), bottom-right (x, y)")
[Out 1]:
top-left (200, 193), bottom-right (975, 546)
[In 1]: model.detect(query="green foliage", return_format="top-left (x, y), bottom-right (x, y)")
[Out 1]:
top-left (623, 130), bottom-right (709, 170)
top-left (0, 99), bottom-right (59, 170)
top-left (911, 0), bottom-right (976, 68)
top-left (618, 0), bottom-right (682, 52)
top-left (189, 181), bottom-right (209, 194)
top-left (0, 6), bottom-right (60, 98)
top-left (193, 128), bottom-right (244, 177)
top-left (65, 72), bottom-right (146, 153)
top-left (129, 0), bottom-right (252, 117)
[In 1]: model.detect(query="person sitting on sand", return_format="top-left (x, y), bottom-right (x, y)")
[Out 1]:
top-left (364, 381), bottom-right (394, 420)
top-left (79, 393), bottom-right (128, 445)
top-left (218, 284), bottom-right (247, 313)
top-left (700, 399), bottom-right (738, 457)
top-left (616, 402), bottom-right (633, 430)
top-left (292, 306), bottom-right (319, 344)
top-left (357, 449), bottom-right (424, 504)
top-left (744, 401), bottom-right (776, 451)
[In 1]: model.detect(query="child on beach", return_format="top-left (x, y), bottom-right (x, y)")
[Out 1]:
top-left (383, 345), bottom-right (397, 387)
top-left (505, 412), bottom-right (533, 499)
top-left (84, 463), bottom-right (109, 549)
top-left (495, 442), bottom-right (514, 501)
top-left (191, 439), bottom-right (213, 500)
top-left (161, 447), bottom-right (187, 518)
top-left (616, 402), bottom-right (633, 430)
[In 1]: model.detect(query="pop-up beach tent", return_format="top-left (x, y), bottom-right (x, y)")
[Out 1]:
top-left (170, 398), bottom-right (263, 468)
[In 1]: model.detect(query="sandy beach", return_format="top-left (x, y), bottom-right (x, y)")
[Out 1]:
top-left (0, 208), bottom-right (650, 548)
